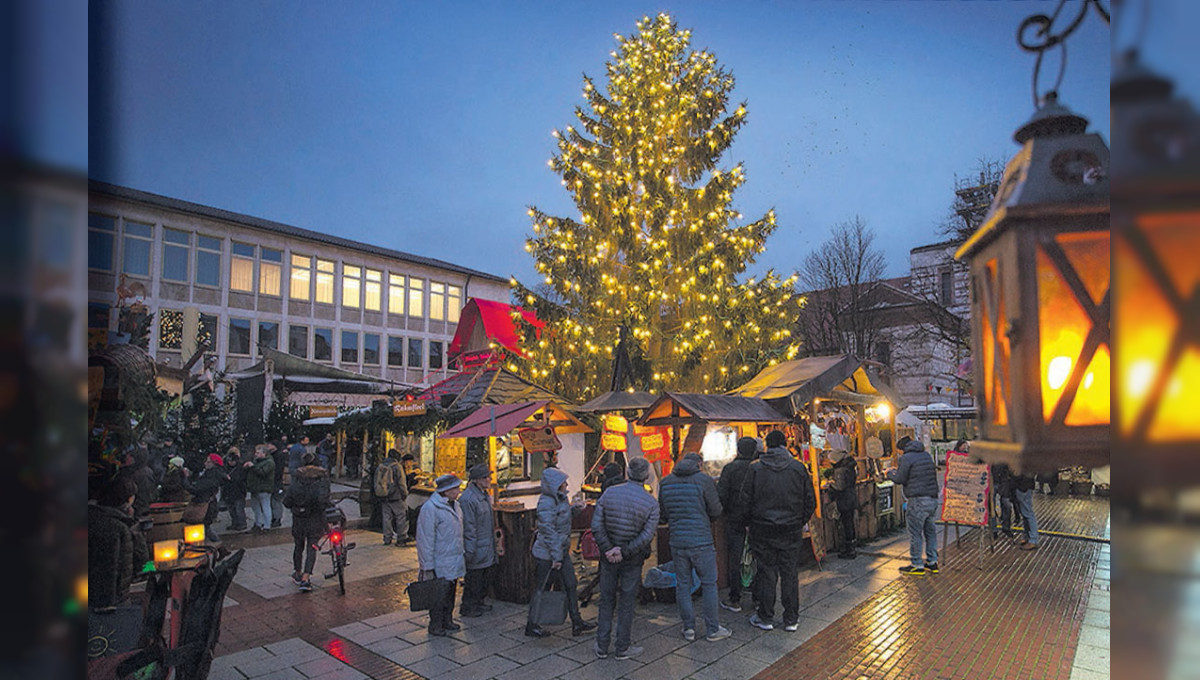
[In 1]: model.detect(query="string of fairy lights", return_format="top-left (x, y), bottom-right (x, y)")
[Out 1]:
top-left (511, 13), bottom-right (803, 401)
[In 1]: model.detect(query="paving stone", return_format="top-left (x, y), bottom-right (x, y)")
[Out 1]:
top-left (362, 635), bottom-right (412, 655)
top-left (438, 655), bottom-right (521, 680)
top-left (685, 651), bottom-right (771, 680)
top-left (623, 652), bottom-right (707, 680)
top-left (496, 635), bottom-right (574, 663)
top-left (405, 654), bottom-right (463, 677)
top-left (493, 652), bottom-right (580, 680)
top-left (558, 657), bottom-right (644, 680)
top-left (437, 635), bottom-right (524, 665)
top-left (670, 634), bottom-right (750, 663)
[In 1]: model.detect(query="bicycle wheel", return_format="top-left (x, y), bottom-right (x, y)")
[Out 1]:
top-left (337, 551), bottom-right (346, 595)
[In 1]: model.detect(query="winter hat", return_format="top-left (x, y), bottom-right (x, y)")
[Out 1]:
top-left (737, 437), bottom-right (758, 458)
top-left (207, 453), bottom-right (224, 467)
top-left (828, 449), bottom-right (848, 463)
top-left (169, 456), bottom-right (185, 468)
top-left (627, 456), bottom-right (650, 482)
top-left (765, 430), bottom-right (787, 449)
top-left (435, 473), bottom-right (462, 494)
top-left (468, 463), bottom-right (491, 480)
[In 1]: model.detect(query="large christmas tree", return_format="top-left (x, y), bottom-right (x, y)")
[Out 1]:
top-left (511, 13), bottom-right (801, 401)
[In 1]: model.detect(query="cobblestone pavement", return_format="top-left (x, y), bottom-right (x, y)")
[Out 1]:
top-left (191, 492), bottom-right (1107, 680)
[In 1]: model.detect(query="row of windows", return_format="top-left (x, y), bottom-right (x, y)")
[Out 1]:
top-left (90, 213), bottom-right (463, 322)
top-left (157, 310), bottom-right (446, 369)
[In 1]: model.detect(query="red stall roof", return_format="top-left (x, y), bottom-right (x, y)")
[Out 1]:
top-left (447, 298), bottom-right (544, 361)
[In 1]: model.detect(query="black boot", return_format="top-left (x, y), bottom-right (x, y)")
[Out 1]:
top-left (525, 624), bottom-right (549, 638)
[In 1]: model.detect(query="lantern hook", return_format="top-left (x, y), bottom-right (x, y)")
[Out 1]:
top-left (1018, 0), bottom-right (1111, 108)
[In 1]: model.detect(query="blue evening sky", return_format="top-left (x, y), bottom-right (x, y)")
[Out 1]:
top-left (88, 1), bottom-right (1121, 287)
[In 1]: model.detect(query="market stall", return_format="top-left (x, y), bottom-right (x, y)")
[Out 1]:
top-left (575, 390), bottom-right (658, 495)
top-left (729, 354), bottom-right (906, 553)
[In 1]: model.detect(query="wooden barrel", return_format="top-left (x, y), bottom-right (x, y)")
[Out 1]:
top-left (493, 506), bottom-right (537, 604)
top-left (145, 502), bottom-right (188, 544)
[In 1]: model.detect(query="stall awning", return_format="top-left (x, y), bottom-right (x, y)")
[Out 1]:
top-left (728, 354), bottom-right (907, 414)
top-left (439, 400), bottom-right (591, 438)
top-left (447, 298), bottom-right (544, 361)
top-left (227, 347), bottom-right (393, 388)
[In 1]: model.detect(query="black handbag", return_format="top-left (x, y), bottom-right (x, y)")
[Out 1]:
top-left (405, 577), bottom-right (450, 612)
top-left (529, 568), bottom-right (568, 626)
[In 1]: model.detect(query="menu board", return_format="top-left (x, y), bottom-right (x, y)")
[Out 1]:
top-left (434, 437), bottom-right (466, 477)
top-left (940, 458), bottom-right (990, 526)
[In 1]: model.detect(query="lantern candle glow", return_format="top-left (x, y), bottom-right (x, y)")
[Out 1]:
top-left (154, 540), bottom-right (180, 565)
top-left (183, 524), bottom-right (206, 545)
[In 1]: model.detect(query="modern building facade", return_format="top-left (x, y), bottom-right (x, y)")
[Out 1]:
top-left (87, 181), bottom-right (510, 388)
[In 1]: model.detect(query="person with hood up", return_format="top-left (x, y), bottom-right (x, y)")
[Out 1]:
top-left (737, 430), bottom-right (816, 632)
top-left (717, 437), bottom-right (757, 612)
top-left (659, 452), bottom-right (730, 642)
top-left (158, 455), bottom-right (190, 503)
top-left (887, 437), bottom-right (941, 575)
top-left (283, 452), bottom-right (331, 591)
top-left (526, 467), bottom-right (597, 638)
top-left (459, 464), bottom-right (496, 617)
top-left (416, 474), bottom-right (466, 636)
top-left (828, 450), bottom-right (860, 559)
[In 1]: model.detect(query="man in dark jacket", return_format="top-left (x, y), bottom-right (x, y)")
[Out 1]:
top-left (188, 454), bottom-right (230, 542)
top-left (283, 452), bottom-right (331, 591)
top-left (989, 462), bottom-right (1017, 540)
top-left (246, 445), bottom-right (277, 532)
top-left (717, 437), bottom-right (756, 611)
top-left (88, 473), bottom-right (144, 609)
top-left (659, 452), bottom-right (730, 642)
top-left (459, 464), bottom-right (496, 618)
top-left (591, 457), bottom-right (659, 660)
top-left (269, 436), bottom-right (288, 528)
top-left (737, 430), bottom-right (816, 632)
top-left (887, 438), bottom-right (940, 575)
top-left (288, 435), bottom-right (310, 477)
top-left (829, 450), bottom-right (860, 559)
top-left (222, 447), bottom-right (249, 532)
top-left (376, 449), bottom-right (408, 546)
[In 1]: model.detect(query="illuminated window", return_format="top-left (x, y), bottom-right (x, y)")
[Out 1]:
top-left (430, 282), bottom-right (446, 321)
top-left (315, 259), bottom-right (334, 304)
top-left (230, 242), bottom-right (255, 292)
top-left (341, 330), bottom-right (359, 364)
top-left (342, 264), bottom-right (361, 308)
top-left (363, 333), bottom-right (380, 365)
top-left (159, 309), bottom-right (183, 350)
top-left (388, 274), bottom-right (405, 315)
top-left (289, 324), bottom-right (309, 358)
top-left (195, 235), bottom-right (221, 287)
top-left (387, 336), bottom-right (404, 366)
top-left (260, 248), bottom-right (282, 296)
top-left (88, 214), bottom-right (116, 271)
top-left (258, 321), bottom-right (279, 351)
top-left (228, 317), bottom-right (251, 355)
top-left (122, 221), bottom-right (153, 277)
top-left (364, 269), bottom-right (382, 311)
top-left (314, 327), bottom-right (333, 361)
top-left (408, 278), bottom-right (424, 318)
top-left (290, 254), bottom-right (311, 301)
top-left (407, 337), bottom-right (423, 368)
top-left (448, 285), bottom-right (463, 324)
top-left (162, 228), bottom-right (189, 281)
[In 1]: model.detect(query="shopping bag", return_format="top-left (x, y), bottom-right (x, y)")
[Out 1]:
top-left (181, 500), bottom-right (211, 524)
top-left (530, 569), bottom-right (568, 626)
top-left (580, 529), bottom-right (601, 561)
top-left (405, 577), bottom-right (450, 612)
top-left (740, 541), bottom-right (756, 589)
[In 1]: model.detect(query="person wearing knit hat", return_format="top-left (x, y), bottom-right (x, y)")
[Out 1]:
top-left (460, 464), bottom-right (496, 617)
top-left (158, 456), bottom-right (191, 503)
top-left (627, 456), bottom-right (650, 482)
top-left (189, 451), bottom-right (231, 543)
top-left (169, 456), bottom-right (185, 468)
top-left (417, 473), bottom-right (466, 636)
top-left (208, 453), bottom-right (225, 467)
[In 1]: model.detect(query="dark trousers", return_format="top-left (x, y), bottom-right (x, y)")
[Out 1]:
top-left (462, 565), bottom-right (493, 613)
top-left (724, 522), bottom-right (747, 600)
top-left (291, 516), bottom-right (324, 576)
top-left (429, 579), bottom-right (458, 633)
top-left (595, 559), bottom-right (642, 655)
top-left (838, 504), bottom-right (856, 552)
top-left (527, 557), bottom-right (583, 627)
top-left (227, 491), bottom-right (247, 529)
top-left (751, 537), bottom-right (801, 625)
top-left (270, 487), bottom-right (284, 526)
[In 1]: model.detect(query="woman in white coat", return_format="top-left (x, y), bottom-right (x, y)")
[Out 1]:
top-left (416, 474), bottom-right (466, 636)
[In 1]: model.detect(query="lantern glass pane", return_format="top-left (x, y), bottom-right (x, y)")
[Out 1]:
top-left (1147, 349), bottom-right (1200, 441)
top-left (1064, 345), bottom-right (1110, 426)
top-left (1037, 246), bottom-right (1104, 424)
top-left (1056, 232), bottom-right (1110, 306)
top-left (980, 261), bottom-right (1008, 425)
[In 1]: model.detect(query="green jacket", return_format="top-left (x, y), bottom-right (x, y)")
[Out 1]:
top-left (246, 456), bottom-right (276, 494)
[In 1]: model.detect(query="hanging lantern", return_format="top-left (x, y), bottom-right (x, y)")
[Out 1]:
top-left (1111, 51), bottom-right (1200, 487)
top-left (956, 92), bottom-right (1110, 473)
top-left (183, 524), bottom-right (206, 545)
top-left (153, 539), bottom-right (180, 566)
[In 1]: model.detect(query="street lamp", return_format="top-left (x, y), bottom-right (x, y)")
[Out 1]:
top-left (955, 3), bottom-right (1111, 473)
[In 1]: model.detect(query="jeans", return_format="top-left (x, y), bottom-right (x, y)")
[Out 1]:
top-left (750, 537), bottom-right (801, 625)
top-left (528, 557), bottom-right (583, 627)
top-left (291, 515), bottom-right (324, 576)
top-left (462, 565), bottom-right (492, 613)
top-left (251, 492), bottom-right (272, 529)
top-left (1014, 489), bottom-right (1039, 545)
top-left (724, 523), bottom-right (747, 601)
top-left (270, 487), bottom-right (284, 526)
top-left (381, 499), bottom-right (407, 543)
top-left (227, 490), bottom-right (247, 529)
top-left (906, 496), bottom-right (940, 567)
top-left (596, 559), bottom-right (642, 654)
top-left (672, 544), bottom-right (721, 636)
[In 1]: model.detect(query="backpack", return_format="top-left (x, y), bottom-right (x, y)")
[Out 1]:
top-left (284, 479), bottom-right (323, 516)
top-left (374, 462), bottom-right (398, 498)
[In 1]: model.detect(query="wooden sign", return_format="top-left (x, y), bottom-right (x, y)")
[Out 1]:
top-left (639, 428), bottom-right (669, 458)
top-left (865, 436), bottom-right (884, 458)
top-left (601, 432), bottom-right (627, 452)
top-left (392, 400), bottom-right (427, 417)
top-left (518, 425), bottom-right (562, 452)
top-left (941, 458), bottom-right (990, 526)
top-left (435, 437), bottom-right (466, 476)
top-left (308, 405), bottom-right (338, 418)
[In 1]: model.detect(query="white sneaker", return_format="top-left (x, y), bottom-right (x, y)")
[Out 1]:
top-left (682, 628), bottom-right (695, 641)
top-left (720, 599), bottom-right (742, 612)
top-left (748, 614), bottom-right (774, 631)
top-left (783, 622), bottom-right (799, 632)
top-left (706, 625), bottom-right (732, 642)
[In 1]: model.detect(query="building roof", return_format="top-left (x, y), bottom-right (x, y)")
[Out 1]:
top-left (89, 180), bottom-right (508, 283)
top-left (638, 392), bottom-right (789, 426)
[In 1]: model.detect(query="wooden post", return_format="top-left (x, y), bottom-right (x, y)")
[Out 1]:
top-left (671, 402), bottom-right (681, 463)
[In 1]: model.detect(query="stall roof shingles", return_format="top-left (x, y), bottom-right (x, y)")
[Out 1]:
top-left (651, 392), bottom-right (789, 423)
top-left (89, 180), bottom-right (507, 283)
top-left (419, 366), bottom-right (567, 413)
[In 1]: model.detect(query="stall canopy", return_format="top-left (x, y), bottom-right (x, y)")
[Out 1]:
top-left (577, 390), bottom-right (658, 413)
top-left (447, 298), bottom-right (544, 362)
top-left (226, 347), bottom-right (393, 390)
top-left (728, 354), bottom-right (906, 416)
top-left (439, 400), bottom-right (590, 439)
top-left (639, 392), bottom-right (790, 427)
top-left (418, 364), bottom-right (569, 413)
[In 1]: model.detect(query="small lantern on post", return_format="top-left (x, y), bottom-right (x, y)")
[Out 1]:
top-left (955, 4), bottom-right (1111, 474)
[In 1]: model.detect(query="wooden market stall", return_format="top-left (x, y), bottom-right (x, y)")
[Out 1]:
top-left (729, 354), bottom-right (907, 553)
top-left (575, 390), bottom-right (658, 495)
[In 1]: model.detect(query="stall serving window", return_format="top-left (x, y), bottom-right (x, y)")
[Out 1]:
top-left (495, 433), bottom-right (529, 486)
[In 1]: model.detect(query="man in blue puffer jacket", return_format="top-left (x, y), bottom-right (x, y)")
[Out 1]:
top-left (526, 468), bottom-right (596, 638)
top-left (659, 452), bottom-right (730, 643)
top-left (887, 437), bottom-right (941, 575)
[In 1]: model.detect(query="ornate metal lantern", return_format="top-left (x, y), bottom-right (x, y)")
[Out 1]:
top-left (1111, 50), bottom-right (1200, 488)
top-left (956, 94), bottom-right (1110, 473)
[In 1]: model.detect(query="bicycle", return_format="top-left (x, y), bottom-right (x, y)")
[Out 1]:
top-left (316, 497), bottom-right (356, 594)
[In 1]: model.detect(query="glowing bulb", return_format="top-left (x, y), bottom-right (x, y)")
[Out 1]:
top-left (1047, 356), bottom-right (1073, 390)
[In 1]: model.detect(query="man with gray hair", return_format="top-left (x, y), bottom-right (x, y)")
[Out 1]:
top-left (591, 456), bottom-right (660, 660)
